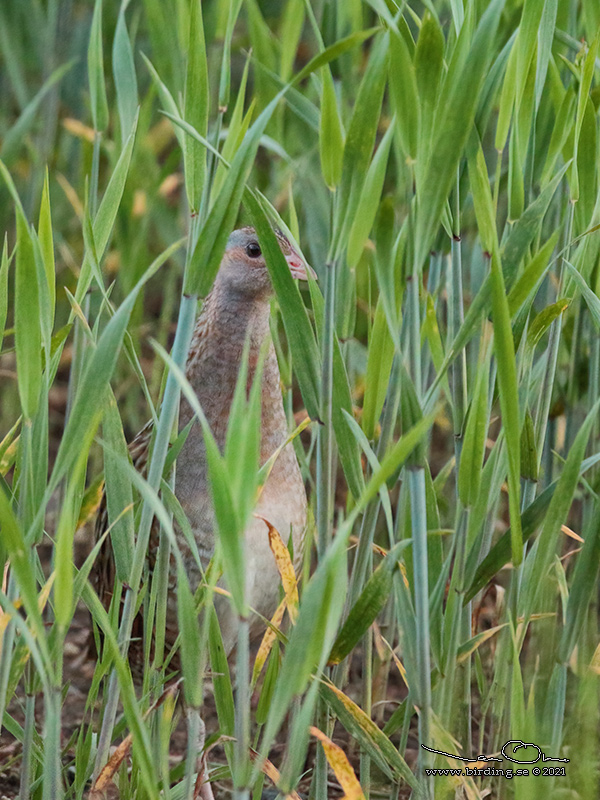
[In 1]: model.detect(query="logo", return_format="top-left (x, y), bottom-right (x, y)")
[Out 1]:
top-left (422, 741), bottom-right (568, 779)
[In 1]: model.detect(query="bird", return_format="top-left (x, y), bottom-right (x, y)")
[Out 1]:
top-left (93, 226), bottom-right (313, 667)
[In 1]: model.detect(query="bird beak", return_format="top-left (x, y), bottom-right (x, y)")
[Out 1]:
top-left (285, 252), bottom-right (318, 282)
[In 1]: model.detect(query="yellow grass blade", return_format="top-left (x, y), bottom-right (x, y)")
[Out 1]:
top-left (252, 597), bottom-right (286, 688)
top-left (310, 726), bottom-right (365, 800)
top-left (259, 515), bottom-right (299, 623)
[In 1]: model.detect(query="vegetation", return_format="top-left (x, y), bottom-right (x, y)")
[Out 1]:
top-left (1, 0), bottom-right (600, 798)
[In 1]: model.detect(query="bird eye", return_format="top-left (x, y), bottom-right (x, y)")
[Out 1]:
top-left (246, 242), bottom-right (262, 258)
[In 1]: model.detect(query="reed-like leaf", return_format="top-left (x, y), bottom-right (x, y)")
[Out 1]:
top-left (112, 2), bottom-right (138, 147)
top-left (102, 391), bottom-right (135, 582)
top-left (319, 66), bottom-right (344, 191)
top-left (14, 209), bottom-right (41, 420)
top-left (328, 541), bottom-right (410, 666)
top-left (88, 0), bottom-right (109, 132)
top-left (183, 0), bottom-right (208, 213)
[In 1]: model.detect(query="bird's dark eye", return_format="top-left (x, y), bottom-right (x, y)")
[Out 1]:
top-left (246, 242), bottom-right (261, 258)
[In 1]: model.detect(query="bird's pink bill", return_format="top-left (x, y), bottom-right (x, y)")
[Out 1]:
top-left (285, 252), bottom-right (317, 282)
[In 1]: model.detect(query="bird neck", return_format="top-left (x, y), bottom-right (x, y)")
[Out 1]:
top-left (184, 284), bottom-right (286, 457)
top-left (187, 283), bottom-right (272, 371)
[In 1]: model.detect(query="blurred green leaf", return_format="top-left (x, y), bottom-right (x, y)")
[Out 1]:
top-left (204, 430), bottom-right (245, 614)
top-left (362, 297), bottom-right (395, 440)
top-left (112, 2), bottom-right (138, 147)
top-left (515, 0), bottom-right (545, 104)
top-left (458, 350), bottom-right (489, 508)
top-left (467, 136), bottom-right (497, 254)
top-left (88, 0), bottom-right (109, 131)
top-left (520, 409), bottom-right (538, 482)
top-left (319, 67), bottom-right (344, 190)
top-left (183, 0), bottom-right (208, 213)
top-left (507, 233), bottom-right (559, 315)
top-left (102, 391), bottom-right (135, 582)
top-left (502, 164), bottom-right (569, 285)
top-left (415, 13), bottom-right (444, 152)
top-left (280, 0), bottom-right (304, 82)
top-left (328, 541), bottom-right (410, 665)
top-left (54, 451), bottom-right (88, 631)
top-left (495, 40), bottom-right (517, 153)
top-left (541, 87), bottom-right (575, 185)
top-left (177, 564), bottom-right (203, 708)
top-left (575, 97), bottom-right (597, 231)
top-left (0, 235), bottom-right (10, 351)
top-left (399, 364), bottom-right (425, 469)
top-left (37, 169), bottom-right (55, 327)
top-left (208, 604), bottom-right (235, 737)
top-left (246, 0), bottom-right (277, 111)
top-left (571, 29), bottom-right (600, 202)
top-left (527, 299), bottom-right (570, 350)
top-left (389, 27), bottom-right (418, 164)
top-left (347, 120), bottom-right (394, 268)
top-left (212, 56), bottom-right (252, 201)
top-left (15, 209), bottom-right (41, 420)
top-left (490, 248), bottom-right (522, 566)
top-left (508, 121), bottom-right (524, 221)
top-left (565, 259), bottom-right (600, 329)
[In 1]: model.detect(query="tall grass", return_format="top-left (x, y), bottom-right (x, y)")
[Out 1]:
top-left (1, 1), bottom-right (600, 798)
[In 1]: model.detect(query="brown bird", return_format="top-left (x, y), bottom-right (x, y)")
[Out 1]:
top-left (94, 226), bottom-right (312, 664)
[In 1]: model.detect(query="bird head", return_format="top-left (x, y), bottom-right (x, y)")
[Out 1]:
top-left (217, 226), bottom-right (316, 299)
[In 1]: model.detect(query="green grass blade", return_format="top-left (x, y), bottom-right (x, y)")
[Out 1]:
top-left (88, 0), bottom-right (109, 131)
top-left (0, 236), bottom-right (9, 351)
top-left (37, 169), bottom-right (55, 326)
top-left (457, 348), bottom-right (489, 508)
top-left (183, 0), bottom-right (208, 213)
top-left (15, 209), bottom-right (42, 421)
top-left (319, 66), bottom-right (344, 191)
top-left (176, 563), bottom-right (203, 708)
top-left (102, 390), bottom-right (135, 581)
top-left (328, 541), bottom-right (410, 666)
top-left (112, 2), bottom-right (138, 147)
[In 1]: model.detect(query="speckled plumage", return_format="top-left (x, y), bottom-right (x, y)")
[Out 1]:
top-left (94, 227), bottom-right (309, 663)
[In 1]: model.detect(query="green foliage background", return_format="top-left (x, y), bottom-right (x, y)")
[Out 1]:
top-left (1, 0), bottom-right (600, 798)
